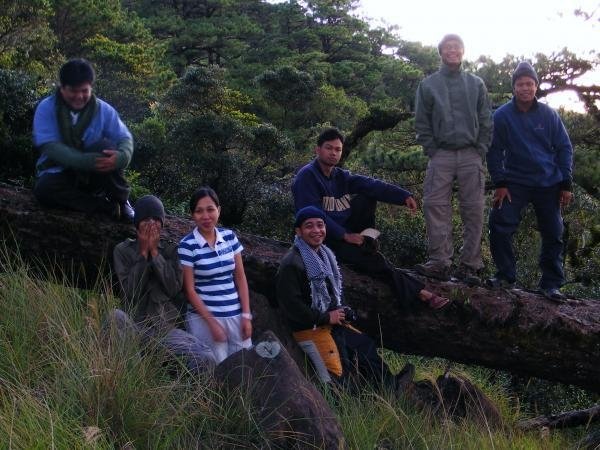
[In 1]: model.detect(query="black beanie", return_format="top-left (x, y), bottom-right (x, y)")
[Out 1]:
top-left (438, 34), bottom-right (464, 54)
top-left (134, 195), bottom-right (165, 228)
top-left (512, 61), bottom-right (539, 86)
top-left (294, 206), bottom-right (326, 228)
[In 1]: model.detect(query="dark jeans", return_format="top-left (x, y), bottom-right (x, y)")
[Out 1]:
top-left (331, 325), bottom-right (394, 389)
top-left (489, 183), bottom-right (564, 289)
top-left (326, 195), bottom-right (424, 306)
top-left (34, 169), bottom-right (130, 214)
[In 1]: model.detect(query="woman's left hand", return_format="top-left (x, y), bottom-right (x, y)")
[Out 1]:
top-left (241, 317), bottom-right (252, 340)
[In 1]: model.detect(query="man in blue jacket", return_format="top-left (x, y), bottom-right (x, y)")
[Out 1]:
top-left (292, 127), bottom-right (449, 310)
top-left (32, 58), bottom-right (134, 221)
top-left (487, 62), bottom-right (573, 300)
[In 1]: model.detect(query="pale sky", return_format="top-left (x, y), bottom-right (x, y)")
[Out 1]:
top-left (356, 0), bottom-right (599, 111)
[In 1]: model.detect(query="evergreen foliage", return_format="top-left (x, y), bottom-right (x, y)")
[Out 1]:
top-left (0, 69), bottom-right (39, 182)
top-left (1, 1), bottom-right (599, 444)
top-left (1, 0), bottom-right (599, 292)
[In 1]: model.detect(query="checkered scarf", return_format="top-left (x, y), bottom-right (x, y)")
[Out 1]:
top-left (294, 236), bottom-right (342, 314)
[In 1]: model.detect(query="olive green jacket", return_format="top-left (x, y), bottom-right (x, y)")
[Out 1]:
top-left (113, 239), bottom-right (182, 330)
top-left (415, 64), bottom-right (492, 157)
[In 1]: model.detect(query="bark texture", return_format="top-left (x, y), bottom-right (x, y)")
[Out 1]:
top-left (1, 184), bottom-right (599, 392)
top-left (517, 404), bottom-right (600, 431)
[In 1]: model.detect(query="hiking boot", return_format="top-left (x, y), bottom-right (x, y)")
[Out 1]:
top-left (453, 265), bottom-right (481, 286)
top-left (414, 262), bottom-right (451, 281)
top-left (539, 287), bottom-right (566, 301)
top-left (485, 277), bottom-right (515, 289)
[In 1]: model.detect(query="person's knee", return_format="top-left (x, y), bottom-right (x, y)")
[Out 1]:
top-left (33, 176), bottom-right (56, 205)
top-left (101, 308), bottom-right (138, 341)
top-left (423, 200), bottom-right (452, 210)
top-left (165, 329), bottom-right (217, 370)
top-left (34, 173), bottom-right (76, 206)
top-left (538, 218), bottom-right (564, 241)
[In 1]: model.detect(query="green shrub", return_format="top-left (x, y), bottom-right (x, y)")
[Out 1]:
top-left (0, 69), bottom-right (40, 183)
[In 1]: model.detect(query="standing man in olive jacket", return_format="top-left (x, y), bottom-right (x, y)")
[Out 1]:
top-left (414, 34), bottom-right (492, 284)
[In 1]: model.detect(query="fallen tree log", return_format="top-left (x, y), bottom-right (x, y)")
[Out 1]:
top-left (517, 404), bottom-right (600, 431)
top-left (1, 184), bottom-right (599, 392)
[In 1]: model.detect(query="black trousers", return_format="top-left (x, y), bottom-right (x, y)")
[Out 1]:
top-left (326, 195), bottom-right (424, 306)
top-left (34, 169), bottom-right (130, 214)
top-left (331, 325), bottom-right (394, 388)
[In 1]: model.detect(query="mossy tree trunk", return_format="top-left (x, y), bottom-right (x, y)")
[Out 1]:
top-left (1, 184), bottom-right (599, 392)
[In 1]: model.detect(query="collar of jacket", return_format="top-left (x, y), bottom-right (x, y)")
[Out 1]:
top-left (511, 95), bottom-right (539, 112)
top-left (440, 63), bottom-right (463, 76)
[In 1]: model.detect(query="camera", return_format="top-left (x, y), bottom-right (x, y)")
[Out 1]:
top-left (342, 306), bottom-right (357, 322)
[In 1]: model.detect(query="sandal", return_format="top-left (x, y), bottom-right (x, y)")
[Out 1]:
top-left (427, 294), bottom-right (450, 310)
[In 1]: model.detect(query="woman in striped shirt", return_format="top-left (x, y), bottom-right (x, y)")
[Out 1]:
top-left (178, 187), bottom-right (252, 363)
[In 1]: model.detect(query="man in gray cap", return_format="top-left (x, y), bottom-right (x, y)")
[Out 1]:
top-left (414, 34), bottom-right (492, 284)
top-left (108, 195), bottom-right (215, 370)
top-left (487, 62), bottom-right (573, 300)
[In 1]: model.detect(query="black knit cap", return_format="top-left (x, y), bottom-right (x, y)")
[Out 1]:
top-left (134, 195), bottom-right (165, 228)
top-left (512, 61), bottom-right (539, 86)
top-left (294, 206), bottom-right (326, 228)
top-left (438, 34), bottom-right (464, 54)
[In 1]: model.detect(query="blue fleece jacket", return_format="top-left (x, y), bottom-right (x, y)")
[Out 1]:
top-left (33, 94), bottom-right (133, 176)
top-left (292, 159), bottom-right (412, 240)
top-left (487, 97), bottom-right (573, 190)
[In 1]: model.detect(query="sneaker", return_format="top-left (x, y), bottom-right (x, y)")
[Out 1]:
top-left (539, 287), bottom-right (566, 301)
top-left (485, 277), bottom-right (515, 289)
top-left (453, 265), bottom-right (481, 286)
top-left (120, 200), bottom-right (134, 223)
top-left (414, 263), bottom-right (450, 281)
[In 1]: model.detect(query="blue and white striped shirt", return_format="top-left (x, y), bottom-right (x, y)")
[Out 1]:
top-left (178, 227), bottom-right (243, 318)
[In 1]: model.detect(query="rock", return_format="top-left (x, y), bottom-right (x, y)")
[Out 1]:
top-left (215, 331), bottom-right (346, 449)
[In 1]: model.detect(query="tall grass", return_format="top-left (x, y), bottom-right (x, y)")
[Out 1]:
top-left (0, 251), bottom-right (584, 449)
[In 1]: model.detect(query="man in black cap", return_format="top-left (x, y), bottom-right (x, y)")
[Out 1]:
top-left (276, 206), bottom-right (398, 386)
top-left (292, 127), bottom-right (447, 310)
top-left (487, 62), bottom-right (573, 300)
top-left (109, 195), bottom-right (215, 370)
top-left (414, 34), bottom-right (492, 284)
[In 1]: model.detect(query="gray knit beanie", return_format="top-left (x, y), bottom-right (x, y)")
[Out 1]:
top-left (134, 195), bottom-right (165, 228)
top-left (512, 61), bottom-right (539, 86)
top-left (438, 34), bottom-right (464, 54)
